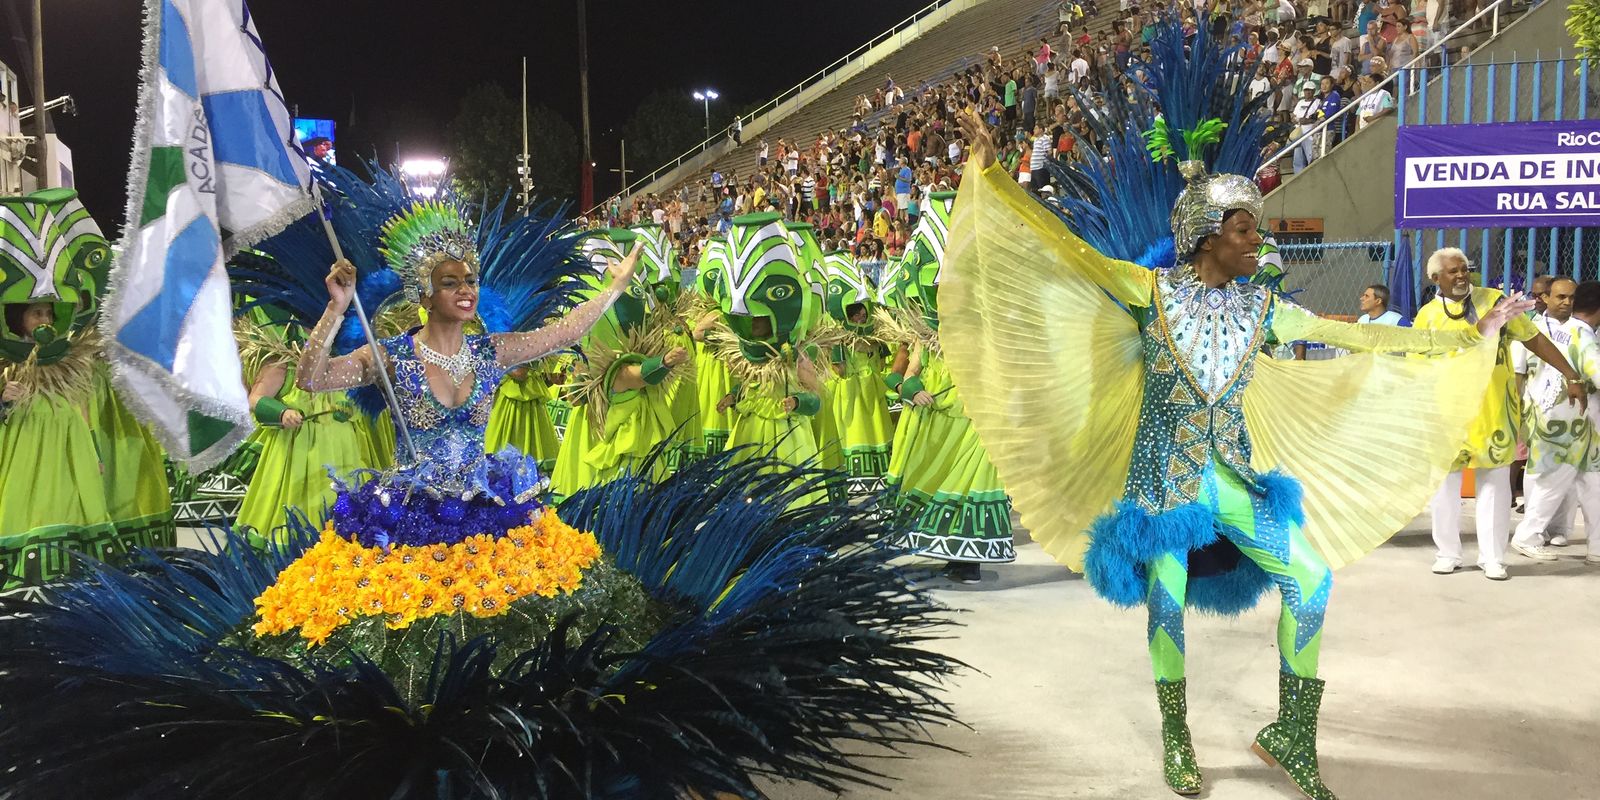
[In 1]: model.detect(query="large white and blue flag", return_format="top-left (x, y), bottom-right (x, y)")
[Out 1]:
top-left (102, 0), bottom-right (314, 470)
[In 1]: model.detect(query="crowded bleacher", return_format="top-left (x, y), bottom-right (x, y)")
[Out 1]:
top-left (589, 0), bottom-right (1500, 274)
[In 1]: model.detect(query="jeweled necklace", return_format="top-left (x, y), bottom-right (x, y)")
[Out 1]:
top-left (415, 336), bottom-right (474, 386)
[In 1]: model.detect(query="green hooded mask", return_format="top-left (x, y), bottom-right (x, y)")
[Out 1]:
top-left (577, 228), bottom-right (651, 350)
top-left (783, 221), bottom-right (829, 312)
top-left (898, 191), bottom-right (955, 328)
top-left (822, 250), bottom-right (874, 334)
top-left (628, 223), bottom-right (681, 305)
top-left (720, 213), bottom-right (820, 356)
top-left (694, 238), bottom-right (729, 302)
top-left (0, 188), bottom-right (110, 364)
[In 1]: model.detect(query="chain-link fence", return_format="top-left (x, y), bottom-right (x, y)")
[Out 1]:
top-left (1278, 241), bottom-right (1392, 317)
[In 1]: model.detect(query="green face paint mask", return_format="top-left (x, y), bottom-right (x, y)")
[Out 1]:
top-left (720, 213), bottom-right (819, 348)
top-left (577, 228), bottom-right (651, 349)
top-left (0, 189), bottom-right (109, 364)
top-left (629, 222), bottom-right (681, 305)
top-left (822, 250), bottom-right (874, 334)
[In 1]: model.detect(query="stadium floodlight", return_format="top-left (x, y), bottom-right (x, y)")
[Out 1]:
top-left (693, 89), bottom-right (719, 140)
top-left (399, 157), bottom-right (448, 198)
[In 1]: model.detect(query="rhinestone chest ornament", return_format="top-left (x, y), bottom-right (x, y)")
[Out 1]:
top-left (415, 337), bottom-right (475, 386)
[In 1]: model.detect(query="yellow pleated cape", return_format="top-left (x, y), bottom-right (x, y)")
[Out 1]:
top-left (940, 163), bottom-right (1496, 573)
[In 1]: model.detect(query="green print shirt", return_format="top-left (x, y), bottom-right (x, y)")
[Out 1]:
top-left (1523, 316), bottom-right (1600, 474)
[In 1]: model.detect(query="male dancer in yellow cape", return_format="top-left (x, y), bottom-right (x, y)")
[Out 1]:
top-left (939, 112), bottom-right (1532, 798)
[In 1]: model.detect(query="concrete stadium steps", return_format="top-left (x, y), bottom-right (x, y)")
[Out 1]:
top-left (662, 0), bottom-right (1071, 208)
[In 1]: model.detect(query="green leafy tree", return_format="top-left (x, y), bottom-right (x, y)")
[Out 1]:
top-left (1571, 0), bottom-right (1600, 69)
top-left (448, 84), bottom-right (519, 201)
top-left (623, 89), bottom-right (735, 173)
top-left (526, 105), bottom-right (579, 199)
top-left (448, 84), bottom-right (581, 202)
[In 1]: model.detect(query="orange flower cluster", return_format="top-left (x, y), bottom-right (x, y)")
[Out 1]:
top-left (253, 508), bottom-right (602, 646)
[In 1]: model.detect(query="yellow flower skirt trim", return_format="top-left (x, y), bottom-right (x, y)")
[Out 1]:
top-left (253, 508), bottom-right (602, 646)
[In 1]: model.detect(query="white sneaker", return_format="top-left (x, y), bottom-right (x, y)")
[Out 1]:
top-left (1548, 534), bottom-right (1570, 547)
top-left (1586, 552), bottom-right (1600, 566)
top-left (1431, 557), bottom-right (1460, 574)
top-left (1483, 562), bottom-right (1510, 580)
top-left (1512, 541), bottom-right (1559, 561)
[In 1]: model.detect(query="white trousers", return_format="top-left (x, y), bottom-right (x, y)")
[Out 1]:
top-left (1514, 466), bottom-right (1600, 549)
top-left (1432, 467), bottom-right (1510, 567)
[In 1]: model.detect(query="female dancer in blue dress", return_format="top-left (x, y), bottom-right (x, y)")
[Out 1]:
top-left (294, 221), bottom-right (639, 475)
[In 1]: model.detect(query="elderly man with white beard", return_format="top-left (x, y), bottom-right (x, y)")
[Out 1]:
top-left (1415, 248), bottom-right (1587, 580)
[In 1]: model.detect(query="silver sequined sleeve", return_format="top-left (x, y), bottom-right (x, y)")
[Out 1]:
top-left (295, 304), bottom-right (378, 392)
top-left (493, 285), bottom-right (624, 368)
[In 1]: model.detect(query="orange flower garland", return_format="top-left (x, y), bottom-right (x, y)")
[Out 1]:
top-left (253, 508), bottom-right (602, 646)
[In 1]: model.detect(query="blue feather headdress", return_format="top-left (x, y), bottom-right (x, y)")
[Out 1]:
top-left (1043, 20), bottom-right (1270, 270)
top-left (228, 163), bottom-right (588, 415)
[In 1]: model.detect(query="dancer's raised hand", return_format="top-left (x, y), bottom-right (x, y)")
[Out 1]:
top-left (324, 259), bottom-right (356, 309)
top-left (1476, 292), bottom-right (1534, 338)
top-left (957, 110), bottom-right (997, 171)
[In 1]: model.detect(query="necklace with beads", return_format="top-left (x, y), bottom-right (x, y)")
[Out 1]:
top-left (415, 337), bottom-right (474, 386)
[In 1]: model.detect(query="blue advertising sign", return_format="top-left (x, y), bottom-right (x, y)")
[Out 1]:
top-left (1395, 119), bottom-right (1600, 229)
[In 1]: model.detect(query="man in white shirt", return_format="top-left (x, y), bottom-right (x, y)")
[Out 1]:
top-left (1513, 275), bottom-right (1577, 548)
top-left (1512, 278), bottom-right (1600, 564)
top-left (1291, 84), bottom-right (1323, 172)
top-left (1356, 284), bottom-right (1403, 325)
top-left (1329, 31), bottom-right (1355, 73)
top-left (1071, 51), bottom-right (1091, 84)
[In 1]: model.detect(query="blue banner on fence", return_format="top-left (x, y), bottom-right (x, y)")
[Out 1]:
top-left (1395, 120), bottom-right (1600, 230)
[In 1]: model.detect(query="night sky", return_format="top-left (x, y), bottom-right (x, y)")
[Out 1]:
top-left (5, 0), bottom-right (922, 228)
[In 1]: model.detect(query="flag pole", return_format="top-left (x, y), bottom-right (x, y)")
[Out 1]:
top-left (311, 182), bottom-right (420, 465)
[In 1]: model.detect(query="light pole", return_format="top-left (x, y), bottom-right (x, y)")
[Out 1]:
top-left (692, 89), bottom-right (719, 142)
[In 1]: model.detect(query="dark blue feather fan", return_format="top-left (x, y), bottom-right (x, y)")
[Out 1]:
top-left (1043, 19), bottom-right (1270, 270)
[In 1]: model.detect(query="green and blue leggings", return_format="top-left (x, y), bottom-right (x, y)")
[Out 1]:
top-left (1146, 463), bottom-right (1333, 683)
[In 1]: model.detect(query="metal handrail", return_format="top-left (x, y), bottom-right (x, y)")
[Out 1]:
top-left (1258, 0), bottom-right (1506, 173)
top-left (587, 0), bottom-right (966, 215)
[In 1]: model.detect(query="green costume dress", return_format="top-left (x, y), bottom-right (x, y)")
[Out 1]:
top-left (879, 192), bottom-right (1014, 563)
top-left (821, 251), bottom-right (893, 489)
top-left (91, 368), bottom-right (175, 546)
top-left (485, 367), bottom-right (561, 472)
top-left (708, 213), bottom-right (836, 474)
top-left (236, 361), bottom-right (382, 537)
top-left (0, 189), bottom-right (172, 591)
top-left (0, 361), bottom-right (112, 590)
top-left (883, 349), bottom-right (1012, 561)
top-left (631, 223), bottom-right (704, 469)
top-left (691, 241), bottom-right (733, 454)
top-left (549, 229), bottom-right (688, 501)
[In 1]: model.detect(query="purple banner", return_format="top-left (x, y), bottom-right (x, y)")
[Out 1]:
top-left (1395, 119), bottom-right (1600, 230)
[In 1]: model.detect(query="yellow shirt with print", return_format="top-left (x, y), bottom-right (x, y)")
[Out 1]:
top-left (1413, 286), bottom-right (1539, 468)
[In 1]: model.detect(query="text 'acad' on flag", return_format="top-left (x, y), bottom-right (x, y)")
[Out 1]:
top-left (101, 0), bottom-right (314, 470)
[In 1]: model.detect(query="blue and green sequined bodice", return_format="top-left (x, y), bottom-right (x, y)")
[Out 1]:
top-left (380, 331), bottom-right (506, 480)
top-left (1124, 273), bottom-right (1274, 512)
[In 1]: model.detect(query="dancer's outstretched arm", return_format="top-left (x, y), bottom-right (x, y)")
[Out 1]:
top-left (956, 110), bottom-right (1153, 308)
top-left (494, 244), bottom-right (641, 368)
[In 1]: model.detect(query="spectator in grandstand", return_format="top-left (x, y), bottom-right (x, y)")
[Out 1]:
top-left (1357, 284), bottom-right (1403, 325)
top-left (1357, 19), bottom-right (1383, 75)
top-left (1318, 75), bottom-right (1345, 140)
top-left (1020, 75), bottom-right (1039, 132)
top-left (1355, 72), bottom-right (1394, 129)
top-left (1356, 0), bottom-right (1379, 31)
top-left (1291, 84), bottom-right (1323, 172)
top-left (1387, 22), bottom-right (1421, 70)
top-left (1377, 0), bottom-right (1406, 41)
top-left (758, 137), bottom-right (769, 168)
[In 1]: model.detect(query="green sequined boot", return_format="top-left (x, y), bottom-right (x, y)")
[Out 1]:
top-left (1155, 680), bottom-right (1202, 796)
top-left (1251, 672), bottom-right (1338, 799)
